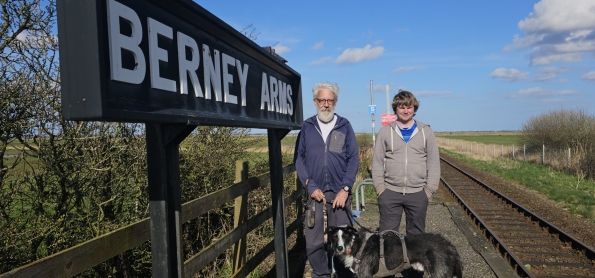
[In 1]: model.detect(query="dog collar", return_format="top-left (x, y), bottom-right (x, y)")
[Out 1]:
top-left (346, 248), bottom-right (352, 255)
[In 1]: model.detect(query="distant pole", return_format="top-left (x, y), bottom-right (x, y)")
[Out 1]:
top-left (386, 84), bottom-right (390, 114)
top-left (370, 80), bottom-right (375, 147)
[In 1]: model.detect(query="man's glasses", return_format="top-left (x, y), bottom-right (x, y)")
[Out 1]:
top-left (315, 98), bottom-right (336, 105)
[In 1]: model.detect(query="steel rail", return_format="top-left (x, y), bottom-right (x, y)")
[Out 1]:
top-left (441, 158), bottom-right (595, 262)
top-left (440, 176), bottom-right (533, 277)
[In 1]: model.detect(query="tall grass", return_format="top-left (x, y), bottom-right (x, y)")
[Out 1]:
top-left (436, 132), bottom-right (522, 145)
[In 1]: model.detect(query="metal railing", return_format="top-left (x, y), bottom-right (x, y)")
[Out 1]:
top-left (354, 178), bottom-right (374, 212)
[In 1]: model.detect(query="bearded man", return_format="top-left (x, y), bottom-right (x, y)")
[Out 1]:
top-left (294, 82), bottom-right (359, 278)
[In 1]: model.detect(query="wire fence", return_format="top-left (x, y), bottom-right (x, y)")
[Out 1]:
top-left (436, 138), bottom-right (595, 180)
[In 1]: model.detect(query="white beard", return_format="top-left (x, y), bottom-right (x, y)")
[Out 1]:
top-left (317, 108), bottom-right (334, 122)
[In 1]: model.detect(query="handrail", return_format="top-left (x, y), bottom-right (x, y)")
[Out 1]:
top-left (354, 178), bottom-right (374, 211)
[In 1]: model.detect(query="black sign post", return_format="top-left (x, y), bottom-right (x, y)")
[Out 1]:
top-left (267, 128), bottom-right (291, 277)
top-left (57, 0), bottom-right (302, 276)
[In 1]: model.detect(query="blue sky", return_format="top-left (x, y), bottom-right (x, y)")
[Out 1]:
top-left (195, 0), bottom-right (595, 133)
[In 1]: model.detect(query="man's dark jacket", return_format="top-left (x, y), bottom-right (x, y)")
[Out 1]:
top-left (294, 114), bottom-right (359, 195)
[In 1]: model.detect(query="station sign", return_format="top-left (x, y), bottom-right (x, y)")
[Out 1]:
top-left (368, 105), bottom-right (376, 114)
top-left (57, 0), bottom-right (303, 129)
top-left (381, 113), bottom-right (396, 126)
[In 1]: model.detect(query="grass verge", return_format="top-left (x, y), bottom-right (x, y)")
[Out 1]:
top-left (441, 148), bottom-right (595, 222)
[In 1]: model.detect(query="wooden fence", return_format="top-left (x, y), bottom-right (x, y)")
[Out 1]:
top-left (1, 162), bottom-right (305, 278)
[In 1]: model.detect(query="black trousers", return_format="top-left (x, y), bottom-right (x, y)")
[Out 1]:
top-left (304, 191), bottom-right (353, 278)
top-left (378, 190), bottom-right (428, 235)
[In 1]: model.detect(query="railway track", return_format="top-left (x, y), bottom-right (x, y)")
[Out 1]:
top-left (440, 157), bottom-right (595, 278)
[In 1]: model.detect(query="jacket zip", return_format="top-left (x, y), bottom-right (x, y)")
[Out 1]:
top-left (394, 124), bottom-right (420, 195)
top-left (314, 122), bottom-right (340, 192)
top-left (403, 143), bottom-right (408, 195)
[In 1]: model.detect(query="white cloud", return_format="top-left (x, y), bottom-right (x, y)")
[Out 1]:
top-left (504, 34), bottom-right (545, 51)
top-left (554, 39), bottom-right (595, 52)
top-left (14, 30), bottom-right (57, 48)
top-left (518, 0), bottom-right (595, 33)
top-left (392, 66), bottom-right (426, 73)
top-left (312, 41), bottom-right (324, 50)
top-left (16, 31), bottom-right (31, 41)
top-left (513, 87), bottom-right (577, 98)
top-left (309, 56), bottom-right (331, 65)
top-left (533, 72), bottom-right (556, 82)
top-left (533, 67), bottom-right (568, 82)
top-left (335, 44), bottom-right (384, 64)
top-left (518, 87), bottom-right (546, 96)
top-left (490, 68), bottom-right (529, 81)
top-left (505, 0), bottom-right (595, 65)
top-left (581, 71), bottom-right (595, 81)
top-left (531, 53), bottom-right (581, 65)
top-left (273, 45), bottom-right (290, 55)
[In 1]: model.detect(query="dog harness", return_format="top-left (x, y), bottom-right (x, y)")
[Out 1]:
top-left (354, 230), bottom-right (411, 278)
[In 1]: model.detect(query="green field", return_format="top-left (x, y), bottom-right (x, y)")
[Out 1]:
top-left (436, 131), bottom-right (523, 145)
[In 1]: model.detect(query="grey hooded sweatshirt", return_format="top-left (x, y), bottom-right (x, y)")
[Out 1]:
top-left (371, 120), bottom-right (440, 199)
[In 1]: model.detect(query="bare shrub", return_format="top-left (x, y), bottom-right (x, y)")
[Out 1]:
top-left (520, 109), bottom-right (595, 180)
top-left (521, 109), bottom-right (595, 150)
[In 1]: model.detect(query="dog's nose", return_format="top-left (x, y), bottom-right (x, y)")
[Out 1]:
top-left (337, 246), bottom-right (343, 252)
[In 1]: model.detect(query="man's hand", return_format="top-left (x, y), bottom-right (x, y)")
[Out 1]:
top-left (333, 190), bottom-right (348, 208)
top-left (310, 189), bottom-right (324, 202)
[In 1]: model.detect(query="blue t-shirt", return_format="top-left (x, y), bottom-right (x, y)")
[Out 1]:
top-left (399, 122), bottom-right (417, 143)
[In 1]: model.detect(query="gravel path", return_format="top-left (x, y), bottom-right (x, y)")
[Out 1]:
top-left (304, 186), bottom-right (505, 277)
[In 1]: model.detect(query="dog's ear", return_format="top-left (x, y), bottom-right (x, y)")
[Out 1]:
top-left (327, 226), bottom-right (335, 234)
top-left (346, 226), bottom-right (358, 235)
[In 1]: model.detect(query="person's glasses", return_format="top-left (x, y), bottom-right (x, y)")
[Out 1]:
top-left (315, 98), bottom-right (336, 105)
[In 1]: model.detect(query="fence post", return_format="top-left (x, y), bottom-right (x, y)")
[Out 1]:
top-left (295, 172), bottom-right (304, 243)
top-left (568, 148), bottom-right (571, 168)
top-left (501, 145), bottom-right (503, 157)
top-left (493, 145), bottom-right (495, 158)
top-left (524, 145), bottom-right (526, 161)
top-left (542, 144), bottom-right (545, 164)
top-left (233, 161), bottom-right (249, 273)
top-left (512, 145), bottom-right (515, 159)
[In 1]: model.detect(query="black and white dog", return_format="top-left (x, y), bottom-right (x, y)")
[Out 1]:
top-left (328, 226), bottom-right (463, 278)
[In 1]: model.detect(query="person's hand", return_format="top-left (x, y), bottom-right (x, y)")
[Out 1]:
top-left (310, 189), bottom-right (324, 202)
top-left (377, 189), bottom-right (385, 196)
top-left (333, 190), bottom-right (348, 208)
